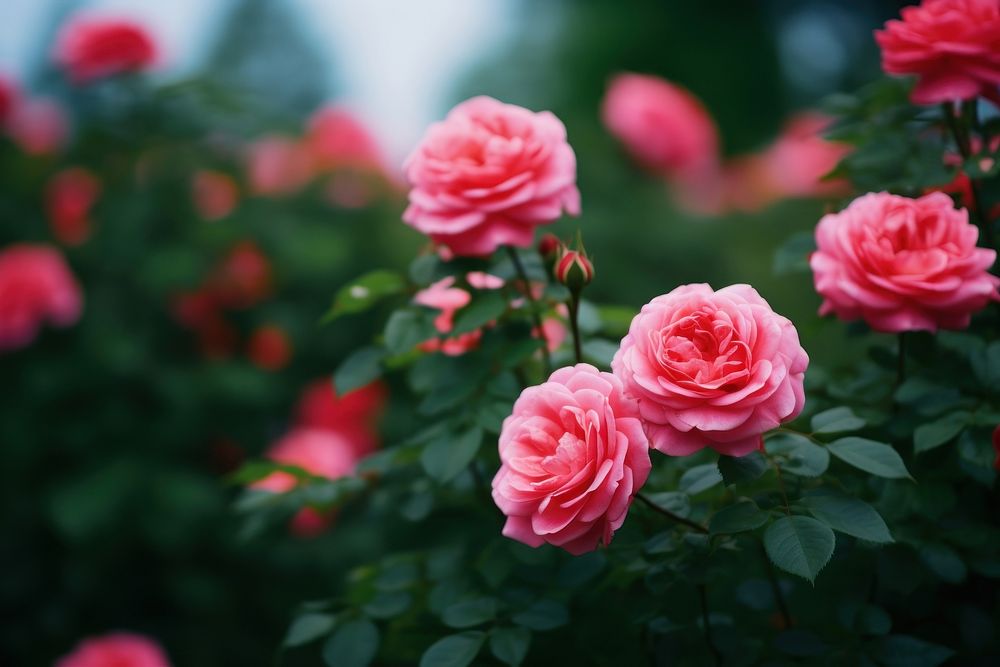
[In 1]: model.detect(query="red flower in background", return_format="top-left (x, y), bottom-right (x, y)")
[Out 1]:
top-left (295, 379), bottom-right (387, 458)
top-left (602, 73), bottom-right (719, 178)
top-left (6, 98), bottom-right (69, 156)
top-left (191, 170), bottom-right (238, 221)
top-left (0, 244), bottom-right (82, 352)
top-left (56, 632), bottom-right (170, 667)
top-left (54, 15), bottom-right (157, 83)
top-left (305, 106), bottom-right (386, 172)
top-left (253, 428), bottom-right (358, 537)
top-left (247, 324), bottom-right (293, 371)
top-left (246, 137), bottom-right (314, 197)
top-left (208, 241), bottom-right (272, 309)
top-left (0, 75), bottom-right (19, 126)
top-left (45, 168), bottom-right (101, 245)
top-left (875, 0), bottom-right (1000, 105)
top-left (992, 425), bottom-right (1000, 471)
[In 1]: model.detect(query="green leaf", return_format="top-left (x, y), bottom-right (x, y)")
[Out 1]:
top-left (854, 605), bottom-right (891, 636)
top-left (811, 406), bottom-right (866, 434)
top-left (322, 618), bottom-right (379, 667)
top-left (512, 599), bottom-right (568, 631)
top-left (641, 491), bottom-right (691, 518)
top-left (765, 433), bottom-right (829, 477)
top-left (419, 632), bottom-right (486, 667)
top-left (421, 428), bottom-right (483, 483)
top-left (442, 597), bottom-right (498, 629)
top-left (490, 627), bottom-right (531, 667)
top-left (801, 490), bottom-right (893, 543)
top-left (919, 543), bottom-right (967, 583)
top-left (828, 438), bottom-right (912, 479)
top-left (333, 347), bottom-right (385, 396)
top-left (774, 231), bottom-right (816, 275)
top-left (679, 464), bottom-right (723, 495)
top-left (914, 412), bottom-right (969, 454)
top-left (709, 500), bottom-right (769, 535)
top-left (452, 290), bottom-right (507, 334)
top-left (717, 452), bottom-right (768, 485)
top-left (582, 339), bottom-right (619, 367)
top-left (764, 516), bottom-right (835, 583)
top-left (324, 270), bottom-right (405, 322)
top-left (385, 310), bottom-right (434, 355)
top-left (284, 613), bottom-right (336, 647)
top-left (362, 591), bottom-right (412, 619)
top-left (870, 635), bottom-right (954, 666)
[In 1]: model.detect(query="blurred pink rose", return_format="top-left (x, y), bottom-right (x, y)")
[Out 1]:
top-left (0, 75), bottom-right (18, 126)
top-left (613, 284), bottom-right (808, 457)
top-left (208, 241), bottom-right (272, 309)
top-left (305, 105), bottom-right (385, 171)
top-left (6, 98), bottom-right (69, 156)
top-left (414, 276), bottom-right (484, 355)
top-left (56, 632), bottom-right (169, 667)
top-left (54, 15), bottom-right (157, 83)
top-left (0, 244), bottom-right (82, 352)
top-left (466, 271), bottom-right (504, 290)
top-left (875, 0), bottom-right (1000, 105)
top-left (403, 96), bottom-right (580, 256)
top-left (246, 137), bottom-right (314, 197)
top-left (492, 364), bottom-right (651, 555)
top-left (295, 379), bottom-right (386, 458)
top-left (758, 113), bottom-right (850, 199)
top-left (602, 73), bottom-right (719, 179)
top-left (192, 170), bottom-right (238, 221)
top-left (253, 428), bottom-right (358, 537)
top-left (811, 192), bottom-right (999, 332)
top-left (46, 168), bottom-right (101, 245)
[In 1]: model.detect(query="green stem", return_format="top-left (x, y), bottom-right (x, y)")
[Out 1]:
top-left (636, 492), bottom-right (708, 533)
top-left (568, 291), bottom-right (583, 364)
top-left (943, 102), bottom-right (994, 249)
top-left (698, 585), bottom-right (723, 666)
top-left (505, 246), bottom-right (552, 375)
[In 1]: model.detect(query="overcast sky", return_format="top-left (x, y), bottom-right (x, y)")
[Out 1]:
top-left (0, 0), bottom-right (512, 162)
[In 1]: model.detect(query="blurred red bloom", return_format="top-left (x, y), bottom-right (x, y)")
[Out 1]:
top-left (295, 379), bottom-right (387, 457)
top-left (196, 315), bottom-right (238, 360)
top-left (208, 241), bottom-right (272, 309)
top-left (0, 75), bottom-right (19, 126)
top-left (6, 98), bottom-right (69, 156)
top-left (0, 244), bottom-right (82, 352)
top-left (192, 170), bottom-right (239, 221)
top-left (246, 137), bottom-right (314, 197)
top-left (305, 106), bottom-right (385, 172)
top-left (992, 425), bottom-right (1000, 471)
top-left (45, 168), bottom-right (101, 245)
top-left (247, 324), bottom-right (293, 371)
top-left (54, 15), bottom-right (157, 83)
top-left (56, 632), bottom-right (170, 667)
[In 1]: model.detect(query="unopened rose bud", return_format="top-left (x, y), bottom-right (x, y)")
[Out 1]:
top-left (555, 248), bottom-right (594, 291)
top-left (538, 233), bottom-right (562, 260)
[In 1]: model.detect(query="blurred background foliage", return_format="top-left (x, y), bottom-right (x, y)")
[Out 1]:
top-left (0, 0), bottom-right (922, 665)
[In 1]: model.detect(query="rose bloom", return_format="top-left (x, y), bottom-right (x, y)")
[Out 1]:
top-left (54, 16), bottom-right (157, 83)
top-left (612, 284), bottom-right (808, 457)
top-left (295, 379), bottom-right (387, 458)
top-left (602, 72), bottom-right (719, 178)
top-left (306, 106), bottom-right (385, 171)
top-left (0, 244), bottom-right (82, 352)
top-left (492, 364), bottom-right (650, 555)
top-left (253, 428), bottom-right (358, 537)
top-left (46, 168), bottom-right (101, 245)
top-left (191, 170), bottom-right (238, 221)
top-left (56, 632), bottom-right (170, 667)
top-left (6, 97), bottom-right (68, 156)
top-left (758, 113), bottom-right (850, 200)
top-left (247, 324), bottom-right (292, 371)
top-left (207, 241), bottom-right (272, 309)
top-left (403, 96), bottom-right (580, 256)
top-left (811, 192), bottom-right (999, 332)
top-left (875, 0), bottom-right (1000, 105)
top-left (246, 136), bottom-right (315, 197)
top-left (414, 276), bottom-right (484, 356)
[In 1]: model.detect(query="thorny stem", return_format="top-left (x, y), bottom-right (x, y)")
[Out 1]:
top-left (635, 492), bottom-right (709, 533)
top-left (505, 246), bottom-right (552, 375)
top-left (698, 584), bottom-right (723, 666)
top-left (942, 102), bottom-right (994, 249)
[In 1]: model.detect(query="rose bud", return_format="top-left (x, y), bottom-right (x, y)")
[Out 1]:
top-left (555, 248), bottom-right (594, 291)
top-left (538, 233), bottom-right (563, 260)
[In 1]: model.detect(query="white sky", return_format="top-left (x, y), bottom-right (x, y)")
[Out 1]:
top-left (0, 0), bottom-right (512, 163)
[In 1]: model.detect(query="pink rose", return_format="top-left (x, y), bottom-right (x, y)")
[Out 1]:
top-left (414, 276), bottom-right (486, 355)
top-left (54, 15), bottom-right (157, 83)
top-left (602, 73), bottom-right (719, 178)
top-left (192, 170), bottom-right (238, 221)
top-left (612, 284), bottom-right (808, 457)
top-left (811, 192), bottom-right (999, 332)
top-left (305, 105), bottom-right (385, 172)
top-left (57, 632), bottom-right (170, 667)
top-left (295, 379), bottom-right (386, 458)
top-left (492, 364), bottom-right (651, 555)
top-left (253, 428), bottom-right (358, 537)
top-left (403, 96), bottom-right (580, 256)
top-left (246, 136), bottom-right (314, 197)
top-left (757, 113), bottom-right (850, 200)
top-left (875, 0), bottom-right (1000, 105)
top-left (0, 244), bottom-right (82, 352)
top-left (6, 97), bottom-right (69, 156)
